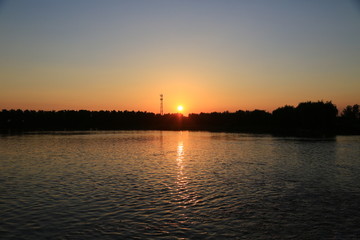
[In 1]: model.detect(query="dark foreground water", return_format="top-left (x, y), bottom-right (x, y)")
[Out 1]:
top-left (1, 131), bottom-right (360, 239)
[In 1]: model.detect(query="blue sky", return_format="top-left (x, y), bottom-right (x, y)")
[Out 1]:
top-left (1, 0), bottom-right (359, 113)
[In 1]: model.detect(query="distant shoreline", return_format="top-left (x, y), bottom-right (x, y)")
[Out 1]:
top-left (1, 129), bottom-right (359, 140)
top-left (1, 101), bottom-right (359, 136)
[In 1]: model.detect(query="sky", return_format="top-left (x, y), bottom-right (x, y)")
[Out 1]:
top-left (0, 0), bottom-right (359, 114)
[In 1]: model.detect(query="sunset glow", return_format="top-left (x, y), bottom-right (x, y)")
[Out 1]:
top-left (177, 105), bottom-right (184, 112)
top-left (0, 1), bottom-right (359, 113)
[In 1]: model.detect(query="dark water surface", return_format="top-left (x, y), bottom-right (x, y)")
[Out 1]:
top-left (1, 131), bottom-right (360, 239)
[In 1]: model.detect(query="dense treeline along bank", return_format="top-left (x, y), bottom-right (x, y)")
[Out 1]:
top-left (1, 101), bottom-right (359, 136)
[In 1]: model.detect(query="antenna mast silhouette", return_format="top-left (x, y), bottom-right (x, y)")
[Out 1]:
top-left (160, 94), bottom-right (164, 115)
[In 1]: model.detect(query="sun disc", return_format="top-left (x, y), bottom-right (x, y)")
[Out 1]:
top-left (177, 105), bottom-right (183, 112)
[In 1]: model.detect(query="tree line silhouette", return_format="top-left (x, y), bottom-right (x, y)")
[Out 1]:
top-left (1, 101), bottom-right (359, 136)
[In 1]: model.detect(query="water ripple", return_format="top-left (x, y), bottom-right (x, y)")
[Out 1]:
top-left (1, 132), bottom-right (360, 239)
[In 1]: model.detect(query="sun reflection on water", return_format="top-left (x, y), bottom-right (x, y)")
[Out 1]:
top-left (175, 133), bottom-right (199, 209)
top-left (176, 141), bottom-right (184, 170)
top-left (176, 140), bottom-right (187, 200)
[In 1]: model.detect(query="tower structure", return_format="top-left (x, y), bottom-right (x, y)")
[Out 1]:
top-left (160, 94), bottom-right (163, 115)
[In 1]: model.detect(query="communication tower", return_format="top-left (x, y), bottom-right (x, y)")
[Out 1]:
top-left (160, 94), bottom-right (163, 115)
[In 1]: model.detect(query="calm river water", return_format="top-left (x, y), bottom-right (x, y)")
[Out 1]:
top-left (1, 131), bottom-right (360, 239)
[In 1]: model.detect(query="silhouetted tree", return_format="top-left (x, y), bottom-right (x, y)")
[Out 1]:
top-left (272, 105), bottom-right (297, 132)
top-left (295, 101), bottom-right (338, 133)
top-left (338, 104), bottom-right (360, 134)
top-left (341, 104), bottom-right (359, 120)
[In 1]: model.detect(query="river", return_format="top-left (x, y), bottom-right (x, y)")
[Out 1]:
top-left (1, 131), bottom-right (360, 239)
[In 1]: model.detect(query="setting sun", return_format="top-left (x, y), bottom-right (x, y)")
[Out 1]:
top-left (177, 105), bottom-right (184, 112)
